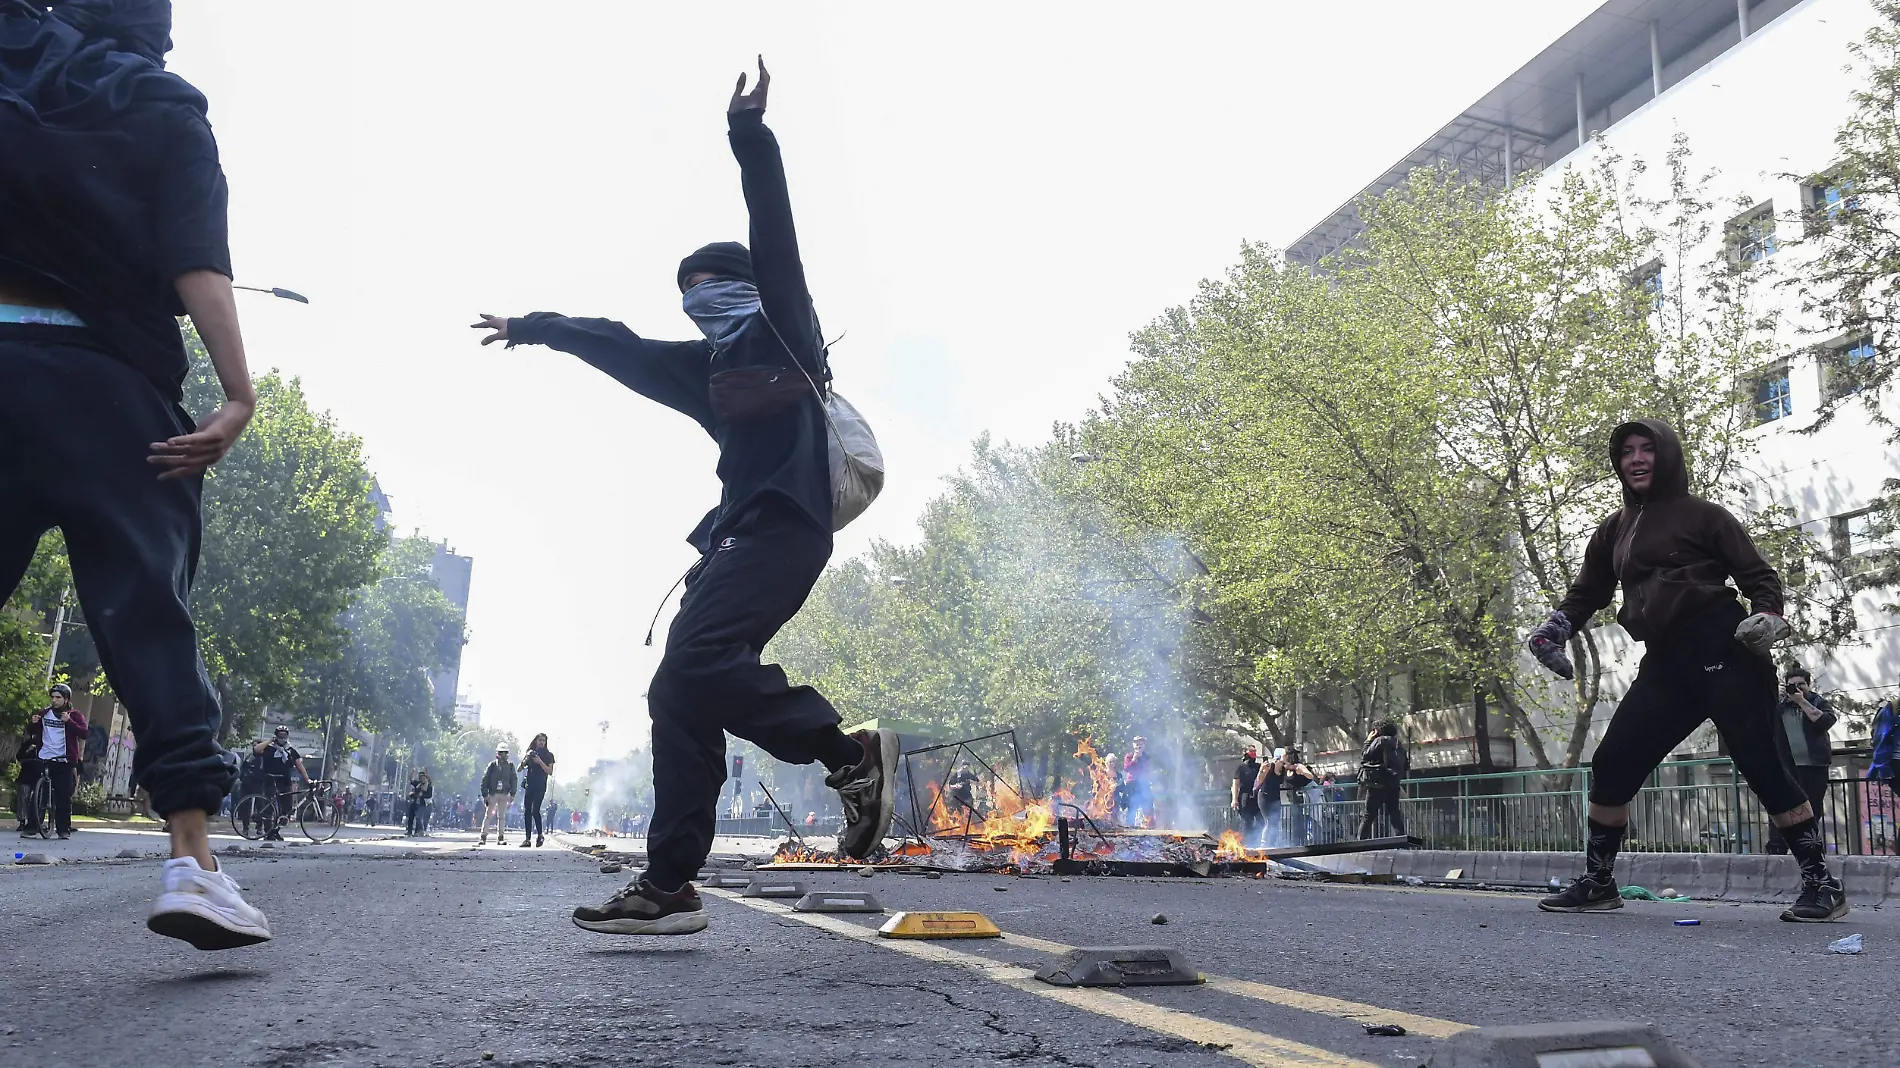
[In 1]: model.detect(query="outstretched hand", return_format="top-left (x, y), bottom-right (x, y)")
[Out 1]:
top-left (471, 314), bottom-right (510, 346)
top-left (729, 55), bottom-right (770, 115)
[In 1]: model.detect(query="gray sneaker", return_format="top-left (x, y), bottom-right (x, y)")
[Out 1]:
top-left (828, 728), bottom-right (898, 860)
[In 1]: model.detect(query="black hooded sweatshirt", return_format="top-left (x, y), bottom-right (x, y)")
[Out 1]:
top-left (0, 1), bottom-right (232, 402)
top-left (1555, 418), bottom-right (1782, 643)
top-left (505, 109), bottom-right (830, 551)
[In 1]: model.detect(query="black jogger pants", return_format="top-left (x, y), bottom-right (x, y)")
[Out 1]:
top-left (522, 781), bottom-right (546, 839)
top-left (1587, 602), bottom-right (1808, 815)
top-left (0, 332), bottom-right (235, 816)
top-left (645, 500), bottom-right (839, 888)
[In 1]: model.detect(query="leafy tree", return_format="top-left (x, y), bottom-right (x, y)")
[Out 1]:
top-left (181, 326), bottom-right (386, 740)
top-left (0, 533), bottom-right (72, 737)
top-left (307, 535), bottom-right (468, 755)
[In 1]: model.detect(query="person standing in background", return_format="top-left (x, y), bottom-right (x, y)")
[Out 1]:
top-left (1357, 722), bottom-right (1408, 840)
top-left (1230, 747), bottom-right (1261, 845)
top-left (1253, 749), bottom-right (1285, 847)
top-left (519, 734), bottom-right (555, 848)
top-left (405, 770), bottom-right (432, 837)
top-left (20, 684), bottom-right (87, 838)
top-left (478, 747), bottom-right (516, 846)
top-left (1768, 667), bottom-right (1837, 854)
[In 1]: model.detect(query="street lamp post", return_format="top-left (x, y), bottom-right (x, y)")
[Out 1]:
top-left (42, 586), bottom-right (86, 686)
top-left (232, 284), bottom-right (310, 304)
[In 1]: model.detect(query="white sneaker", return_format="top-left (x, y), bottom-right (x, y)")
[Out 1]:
top-left (146, 856), bottom-right (273, 950)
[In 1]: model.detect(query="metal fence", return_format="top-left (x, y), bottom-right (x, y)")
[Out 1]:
top-left (1236, 755), bottom-right (1900, 856)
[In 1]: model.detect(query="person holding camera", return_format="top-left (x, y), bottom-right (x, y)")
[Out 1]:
top-left (1767, 667), bottom-right (1837, 854)
top-left (405, 770), bottom-right (433, 837)
top-left (20, 683), bottom-right (88, 838)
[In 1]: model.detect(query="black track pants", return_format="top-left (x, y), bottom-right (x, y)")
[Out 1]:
top-left (0, 333), bottom-right (235, 816)
top-left (645, 501), bottom-right (841, 888)
top-left (1587, 603), bottom-right (1808, 815)
top-left (522, 782), bottom-right (546, 838)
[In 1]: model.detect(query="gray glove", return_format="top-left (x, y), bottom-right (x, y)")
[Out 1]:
top-left (1734, 612), bottom-right (1790, 656)
top-left (1527, 611), bottom-right (1575, 680)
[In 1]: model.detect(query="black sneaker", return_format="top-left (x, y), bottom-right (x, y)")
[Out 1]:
top-left (828, 728), bottom-right (898, 860)
top-left (1538, 874), bottom-right (1623, 913)
top-left (1781, 878), bottom-right (1849, 922)
top-left (518, 838), bottom-right (531, 848)
top-left (571, 878), bottom-right (708, 935)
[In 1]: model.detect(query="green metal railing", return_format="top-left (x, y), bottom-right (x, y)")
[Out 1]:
top-left (1239, 755), bottom-right (1899, 855)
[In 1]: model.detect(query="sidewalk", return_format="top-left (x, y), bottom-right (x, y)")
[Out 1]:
top-left (1301, 847), bottom-right (1900, 903)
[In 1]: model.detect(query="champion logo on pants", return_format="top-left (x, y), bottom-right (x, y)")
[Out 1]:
top-left (1704, 663), bottom-right (1725, 672)
top-left (717, 537), bottom-right (738, 552)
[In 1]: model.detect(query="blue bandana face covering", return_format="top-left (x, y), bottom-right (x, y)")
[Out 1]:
top-left (681, 278), bottom-right (761, 349)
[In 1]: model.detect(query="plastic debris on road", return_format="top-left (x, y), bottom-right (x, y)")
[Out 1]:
top-left (1363, 1024), bottom-right (1408, 1037)
top-left (1673, 919), bottom-right (1700, 926)
top-left (1619, 885), bottom-right (1690, 901)
top-left (1829, 933), bottom-right (1864, 954)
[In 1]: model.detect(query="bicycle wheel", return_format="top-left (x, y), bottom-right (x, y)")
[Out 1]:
top-left (231, 794), bottom-right (270, 841)
top-left (32, 774), bottom-right (53, 839)
top-left (299, 798), bottom-right (339, 842)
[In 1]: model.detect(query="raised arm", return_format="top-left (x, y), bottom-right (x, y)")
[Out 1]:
top-left (472, 312), bottom-right (714, 427)
top-left (726, 57), bottom-right (823, 376)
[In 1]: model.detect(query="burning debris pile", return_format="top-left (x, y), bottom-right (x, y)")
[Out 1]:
top-left (766, 734), bottom-right (1295, 875)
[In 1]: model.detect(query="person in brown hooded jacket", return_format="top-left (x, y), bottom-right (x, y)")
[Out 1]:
top-left (1528, 419), bottom-right (1846, 922)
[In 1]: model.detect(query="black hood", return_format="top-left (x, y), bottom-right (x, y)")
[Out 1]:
top-left (0, 0), bottom-right (201, 127)
top-left (1609, 417), bottom-right (1689, 505)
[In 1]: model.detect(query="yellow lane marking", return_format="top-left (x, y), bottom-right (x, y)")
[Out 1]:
top-left (1205, 978), bottom-right (1470, 1039)
top-left (1004, 922), bottom-right (1469, 1037)
top-left (704, 888), bottom-right (1382, 1068)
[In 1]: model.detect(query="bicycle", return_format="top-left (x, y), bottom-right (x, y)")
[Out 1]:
top-left (231, 778), bottom-right (341, 843)
top-left (17, 765), bottom-right (54, 839)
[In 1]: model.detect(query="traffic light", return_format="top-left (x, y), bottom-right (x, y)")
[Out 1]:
top-left (732, 755), bottom-right (744, 780)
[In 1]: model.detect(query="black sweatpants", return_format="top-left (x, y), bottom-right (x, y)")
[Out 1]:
top-left (522, 781), bottom-right (546, 839)
top-left (1359, 783), bottom-right (1405, 838)
top-left (0, 333), bottom-right (235, 816)
top-left (1587, 603), bottom-right (1808, 815)
top-left (645, 501), bottom-right (840, 889)
top-left (18, 760), bottom-right (74, 833)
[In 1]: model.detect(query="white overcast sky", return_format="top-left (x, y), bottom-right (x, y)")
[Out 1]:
top-left (165, 0), bottom-right (1602, 778)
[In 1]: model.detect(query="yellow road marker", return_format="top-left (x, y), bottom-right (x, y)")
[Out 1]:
top-left (704, 888), bottom-right (1387, 1068)
top-left (878, 910), bottom-right (1003, 939)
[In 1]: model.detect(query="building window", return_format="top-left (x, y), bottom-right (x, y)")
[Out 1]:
top-left (1729, 203), bottom-right (1778, 265)
top-left (1827, 333), bottom-right (1879, 396)
top-left (1632, 259), bottom-right (1665, 312)
top-left (1804, 176), bottom-right (1857, 224)
top-left (1831, 508), bottom-right (1886, 570)
top-left (1752, 366), bottom-right (1792, 423)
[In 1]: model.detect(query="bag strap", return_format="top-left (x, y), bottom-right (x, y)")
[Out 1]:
top-left (756, 308), bottom-right (848, 454)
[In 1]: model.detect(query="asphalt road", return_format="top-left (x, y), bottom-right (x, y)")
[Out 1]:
top-left (3, 831), bottom-right (1892, 1068)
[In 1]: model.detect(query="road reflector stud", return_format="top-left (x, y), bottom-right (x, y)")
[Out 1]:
top-left (1034, 946), bottom-right (1204, 988)
top-left (1427, 1021), bottom-right (1701, 1068)
top-left (743, 877), bottom-right (809, 899)
top-left (703, 872), bottom-right (752, 888)
top-left (878, 910), bottom-right (1001, 939)
top-left (794, 890), bottom-right (885, 913)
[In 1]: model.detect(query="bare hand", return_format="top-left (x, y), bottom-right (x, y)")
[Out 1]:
top-left (729, 55), bottom-right (770, 115)
top-left (148, 398), bottom-right (254, 481)
top-left (471, 314), bottom-right (510, 346)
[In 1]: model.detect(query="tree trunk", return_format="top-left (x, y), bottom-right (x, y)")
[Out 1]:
top-left (1491, 685), bottom-right (1554, 769)
top-left (1473, 682), bottom-right (1496, 774)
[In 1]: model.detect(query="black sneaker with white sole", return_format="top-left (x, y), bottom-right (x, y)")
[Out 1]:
top-left (572, 878), bottom-right (708, 935)
top-left (1781, 878), bottom-right (1849, 922)
top-left (1538, 874), bottom-right (1623, 913)
top-left (829, 728), bottom-right (898, 860)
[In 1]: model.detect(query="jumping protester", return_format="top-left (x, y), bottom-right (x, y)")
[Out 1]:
top-left (0, 0), bottom-right (269, 949)
top-left (1529, 419), bottom-right (1846, 922)
top-left (472, 58), bottom-right (897, 936)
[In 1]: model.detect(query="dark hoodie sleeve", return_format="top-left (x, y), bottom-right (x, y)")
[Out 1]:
top-left (726, 110), bottom-right (824, 376)
top-left (1706, 503), bottom-right (1784, 617)
top-left (507, 313), bottom-right (714, 427)
top-left (1554, 513), bottom-right (1623, 630)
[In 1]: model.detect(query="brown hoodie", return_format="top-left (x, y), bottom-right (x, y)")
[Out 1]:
top-left (1554, 418), bottom-right (1781, 643)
